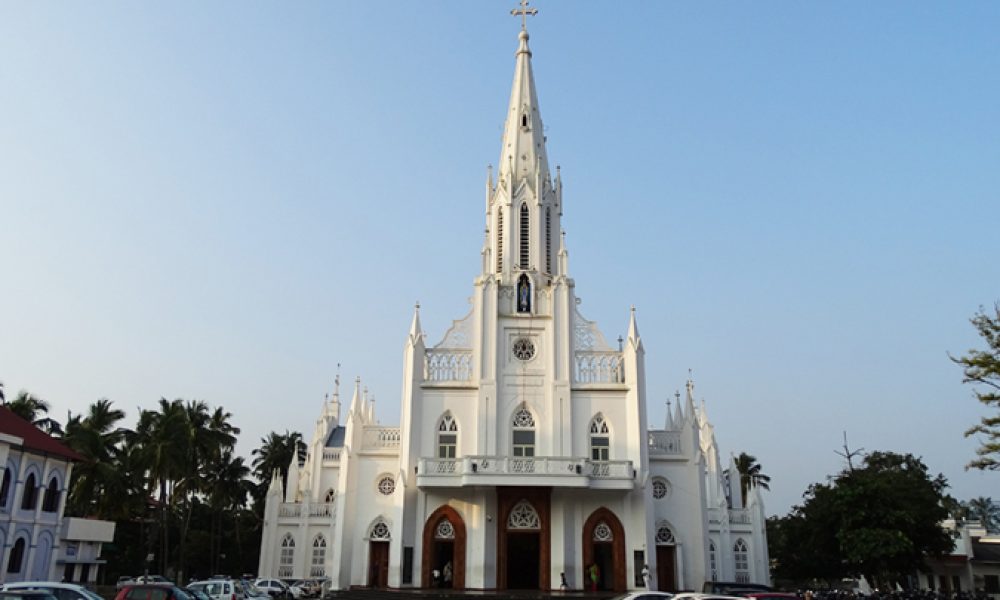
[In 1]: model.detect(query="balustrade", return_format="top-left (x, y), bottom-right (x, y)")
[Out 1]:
top-left (574, 351), bottom-right (625, 384)
top-left (417, 456), bottom-right (632, 481)
top-left (279, 503), bottom-right (301, 517)
top-left (729, 508), bottom-right (751, 524)
top-left (425, 349), bottom-right (473, 382)
top-left (322, 448), bottom-right (341, 462)
top-left (362, 427), bottom-right (401, 450)
top-left (648, 431), bottom-right (683, 455)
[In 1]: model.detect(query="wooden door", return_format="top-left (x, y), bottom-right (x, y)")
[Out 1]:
top-left (368, 541), bottom-right (390, 588)
top-left (656, 545), bottom-right (676, 592)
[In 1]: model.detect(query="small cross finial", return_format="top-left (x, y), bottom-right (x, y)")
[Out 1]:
top-left (511, 0), bottom-right (538, 31)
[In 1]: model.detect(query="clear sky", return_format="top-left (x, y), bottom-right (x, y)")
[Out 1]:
top-left (1, 1), bottom-right (998, 516)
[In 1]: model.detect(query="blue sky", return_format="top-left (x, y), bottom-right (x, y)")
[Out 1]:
top-left (1, 2), bottom-right (998, 516)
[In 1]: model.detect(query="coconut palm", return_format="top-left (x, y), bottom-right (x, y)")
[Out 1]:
top-left (966, 497), bottom-right (1000, 532)
top-left (63, 398), bottom-right (129, 517)
top-left (734, 452), bottom-right (771, 505)
top-left (6, 390), bottom-right (63, 435)
top-left (251, 431), bottom-right (306, 507)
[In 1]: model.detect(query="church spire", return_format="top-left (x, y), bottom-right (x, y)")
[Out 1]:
top-left (488, 6), bottom-right (561, 281)
top-left (498, 27), bottom-right (550, 198)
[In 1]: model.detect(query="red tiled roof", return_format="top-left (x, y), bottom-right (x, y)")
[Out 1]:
top-left (0, 405), bottom-right (84, 461)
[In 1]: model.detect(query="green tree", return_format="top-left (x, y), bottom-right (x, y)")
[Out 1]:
top-left (768, 451), bottom-right (953, 589)
top-left (733, 452), bottom-right (771, 505)
top-left (251, 431), bottom-right (306, 508)
top-left (6, 390), bottom-right (63, 435)
top-left (966, 496), bottom-right (1000, 532)
top-left (63, 398), bottom-right (132, 517)
top-left (951, 303), bottom-right (1000, 470)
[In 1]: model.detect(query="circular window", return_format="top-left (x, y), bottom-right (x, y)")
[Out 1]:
top-left (512, 338), bottom-right (536, 361)
top-left (377, 476), bottom-right (395, 496)
top-left (652, 478), bottom-right (669, 499)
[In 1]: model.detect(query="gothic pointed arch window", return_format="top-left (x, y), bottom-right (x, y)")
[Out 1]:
top-left (589, 414), bottom-right (610, 461)
top-left (279, 534), bottom-right (295, 578)
top-left (496, 209), bottom-right (504, 273)
top-left (511, 405), bottom-right (535, 458)
top-left (519, 203), bottom-right (529, 268)
top-left (311, 534), bottom-right (327, 577)
top-left (437, 413), bottom-right (458, 459)
top-left (734, 538), bottom-right (750, 583)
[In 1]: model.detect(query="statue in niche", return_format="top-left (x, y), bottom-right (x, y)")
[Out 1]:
top-left (517, 274), bottom-right (531, 313)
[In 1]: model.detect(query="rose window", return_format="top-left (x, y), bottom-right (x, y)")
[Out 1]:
top-left (512, 338), bottom-right (536, 361)
top-left (377, 476), bottom-right (395, 496)
top-left (593, 522), bottom-right (613, 542)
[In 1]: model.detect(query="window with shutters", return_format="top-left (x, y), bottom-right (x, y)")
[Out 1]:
top-left (519, 203), bottom-right (529, 268)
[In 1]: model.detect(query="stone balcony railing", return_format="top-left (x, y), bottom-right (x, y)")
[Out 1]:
top-left (573, 351), bottom-right (625, 384)
top-left (729, 508), bottom-right (751, 525)
top-left (648, 431), bottom-right (683, 456)
top-left (322, 448), bottom-right (341, 462)
top-left (278, 502), bottom-right (335, 520)
top-left (424, 349), bottom-right (473, 383)
top-left (416, 456), bottom-right (634, 490)
top-left (362, 427), bottom-right (401, 451)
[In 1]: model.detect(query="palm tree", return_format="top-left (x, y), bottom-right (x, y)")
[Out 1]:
top-left (63, 399), bottom-right (129, 517)
top-left (133, 398), bottom-right (190, 574)
top-left (251, 431), bottom-right (306, 507)
top-left (966, 497), bottom-right (1000, 532)
top-left (205, 449), bottom-right (252, 573)
top-left (6, 390), bottom-right (63, 435)
top-left (733, 452), bottom-right (771, 506)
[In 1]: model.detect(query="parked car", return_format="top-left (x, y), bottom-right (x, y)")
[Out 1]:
top-left (674, 594), bottom-right (748, 600)
top-left (236, 581), bottom-right (269, 600)
top-left (608, 592), bottom-right (673, 600)
top-left (117, 578), bottom-right (137, 591)
top-left (187, 580), bottom-right (238, 600)
top-left (136, 577), bottom-right (172, 586)
top-left (702, 584), bottom-right (772, 595)
top-left (253, 580), bottom-right (289, 599)
top-left (115, 584), bottom-right (192, 600)
top-left (1, 582), bottom-right (103, 600)
top-left (183, 589), bottom-right (210, 600)
top-left (0, 591), bottom-right (58, 600)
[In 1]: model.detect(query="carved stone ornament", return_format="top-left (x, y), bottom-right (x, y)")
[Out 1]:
top-left (513, 338), bottom-right (536, 361)
top-left (377, 476), bottom-right (395, 496)
top-left (435, 519), bottom-right (455, 540)
top-left (593, 522), bottom-right (613, 542)
top-left (652, 478), bottom-right (669, 499)
top-left (512, 407), bottom-right (535, 428)
top-left (656, 524), bottom-right (675, 545)
top-left (370, 520), bottom-right (391, 540)
top-left (508, 500), bottom-right (541, 530)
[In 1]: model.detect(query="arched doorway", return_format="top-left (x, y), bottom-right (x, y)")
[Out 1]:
top-left (421, 505), bottom-right (466, 589)
top-left (582, 507), bottom-right (627, 592)
top-left (655, 522), bottom-right (677, 592)
top-left (367, 518), bottom-right (391, 588)
top-left (496, 487), bottom-right (551, 591)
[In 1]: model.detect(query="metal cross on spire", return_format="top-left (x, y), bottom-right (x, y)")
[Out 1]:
top-left (511, 0), bottom-right (538, 31)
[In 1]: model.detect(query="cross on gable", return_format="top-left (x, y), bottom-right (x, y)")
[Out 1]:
top-left (511, 0), bottom-right (538, 31)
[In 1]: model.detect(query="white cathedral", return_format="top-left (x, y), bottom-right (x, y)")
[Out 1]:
top-left (258, 18), bottom-right (769, 593)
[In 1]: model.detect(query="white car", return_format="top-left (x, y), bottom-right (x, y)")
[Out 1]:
top-left (671, 594), bottom-right (747, 600)
top-left (253, 580), bottom-right (295, 599)
top-left (0, 582), bottom-right (103, 600)
top-left (188, 580), bottom-right (239, 600)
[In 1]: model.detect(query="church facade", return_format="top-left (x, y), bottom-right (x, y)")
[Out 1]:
top-left (257, 22), bottom-right (769, 593)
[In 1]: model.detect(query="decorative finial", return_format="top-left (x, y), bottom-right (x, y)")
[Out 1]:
top-left (415, 301), bottom-right (420, 311)
top-left (675, 390), bottom-right (681, 401)
top-left (511, 0), bottom-right (538, 32)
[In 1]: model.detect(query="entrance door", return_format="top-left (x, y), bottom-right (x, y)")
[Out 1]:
top-left (506, 532), bottom-right (540, 589)
top-left (593, 543), bottom-right (614, 590)
top-left (433, 540), bottom-right (455, 588)
top-left (368, 541), bottom-right (390, 588)
top-left (656, 545), bottom-right (676, 592)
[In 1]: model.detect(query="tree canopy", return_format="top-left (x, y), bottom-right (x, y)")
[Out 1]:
top-left (769, 451), bottom-right (953, 588)
top-left (952, 303), bottom-right (1000, 470)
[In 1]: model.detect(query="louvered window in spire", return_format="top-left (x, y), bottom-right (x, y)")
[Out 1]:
top-left (545, 207), bottom-right (551, 273)
top-left (519, 203), bottom-right (529, 268)
top-left (496, 210), bottom-right (504, 273)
